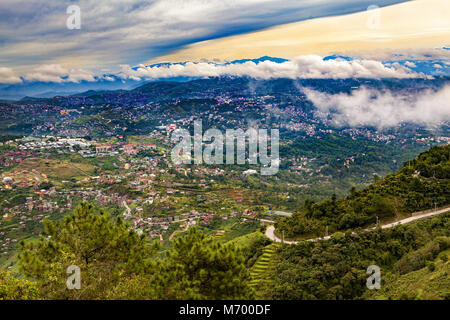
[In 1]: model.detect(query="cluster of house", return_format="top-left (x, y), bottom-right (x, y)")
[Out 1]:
top-left (279, 122), bottom-right (317, 136)
top-left (128, 211), bottom-right (199, 238)
top-left (1, 190), bottom-right (71, 220)
top-left (0, 150), bottom-right (36, 167)
top-left (1, 170), bottom-right (47, 190)
top-left (171, 166), bottom-right (226, 178)
top-left (341, 128), bottom-right (397, 142)
top-left (17, 136), bottom-right (91, 152)
top-left (1, 236), bottom-right (18, 255)
top-left (3, 135), bottom-right (161, 160)
top-left (1, 207), bottom-right (49, 255)
top-left (95, 142), bottom-right (156, 156)
top-left (126, 208), bottom-right (256, 239)
top-left (281, 156), bottom-right (317, 174)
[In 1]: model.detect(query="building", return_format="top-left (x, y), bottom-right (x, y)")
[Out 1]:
top-left (96, 144), bottom-right (112, 154)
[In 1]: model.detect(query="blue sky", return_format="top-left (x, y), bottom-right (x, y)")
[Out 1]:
top-left (1, 0), bottom-right (450, 100)
top-left (0, 0), bottom-right (410, 78)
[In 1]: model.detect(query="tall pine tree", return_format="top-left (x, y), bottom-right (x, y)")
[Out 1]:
top-left (18, 202), bottom-right (158, 299)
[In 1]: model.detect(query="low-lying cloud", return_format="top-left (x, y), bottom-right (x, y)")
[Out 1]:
top-left (23, 64), bottom-right (95, 83)
top-left (0, 67), bottom-right (22, 84)
top-left (120, 55), bottom-right (421, 81)
top-left (304, 86), bottom-right (450, 129)
top-left (0, 55), bottom-right (428, 85)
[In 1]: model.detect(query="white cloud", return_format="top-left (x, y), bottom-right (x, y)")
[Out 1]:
top-left (24, 64), bottom-right (95, 83)
top-left (24, 64), bottom-right (69, 83)
top-left (0, 67), bottom-right (22, 84)
top-left (67, 69), bottom-right (96, 83)
top-left (304, 86), bottom-right (450, 129)
top-left (119, 55), bottom-right (421, 81)
top-left (0, 0), bottom-right (411, 72)
top-left (404, 61), bottom-right (417, 68)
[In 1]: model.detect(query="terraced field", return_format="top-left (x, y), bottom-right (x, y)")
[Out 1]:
top-left (249, 243), bottom-right (279, 292)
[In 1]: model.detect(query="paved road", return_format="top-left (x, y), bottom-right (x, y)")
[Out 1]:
top-left (122, 201), bottom-right (131, 217)
top-left (169, 224), bottom-right (189, 240)
top-left (265, 206), bottom-right (450, 245)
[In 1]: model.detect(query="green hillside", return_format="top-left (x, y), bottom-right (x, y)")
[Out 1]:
top-left (249, 244), bottom-right (279, 293)
top-left (263, 211), bottom-right (450, 300)
top-left (277, 145), bottom-right (450, 239)
top-left (364, 250), bottom-right (450, 300)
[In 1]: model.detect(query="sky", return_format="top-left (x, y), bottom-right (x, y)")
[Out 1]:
top-left (0, 0), bottom-right (412, 80)
top-left (0, 0), bottom-right (449, 90)
top-left (157, 0), bottom-right (450, 63)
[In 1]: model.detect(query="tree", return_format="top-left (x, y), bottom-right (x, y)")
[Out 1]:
top-left (366, 196), bottom-right (395, 219)
top-left (18, 202), bottom-right (158, 299)
top-left (155, 227), bottom-right (254, 300)
top-left (38, 181), bottom-right (54, 190)
top-left (0, 270), bottom-right (39, 300)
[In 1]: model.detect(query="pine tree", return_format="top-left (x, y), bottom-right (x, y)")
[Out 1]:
top-left (155, 227), bottom-right (254, 299)
top-left (18, 202), bottom-right (158, 299)
top-left (0, 270), bottom-right (40, 300)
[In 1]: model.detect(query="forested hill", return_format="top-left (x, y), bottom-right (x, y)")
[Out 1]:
top-left (276, 144), bottom-right (450, 239)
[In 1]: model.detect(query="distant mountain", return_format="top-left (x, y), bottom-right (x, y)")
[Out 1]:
top-left (385, 58), bottom-right (450, 76)
top-left (0, 78), bottom-right (144, 101)
top-left (323, 55), bottom-right (354, 61)
top-left (2, 55), bottom-right (450, 100)
top-left (7, 76), bottom-right (450, 107)
top-left (71, 89), bottom-right (128, 97)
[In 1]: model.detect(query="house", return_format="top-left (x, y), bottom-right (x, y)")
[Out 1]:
top-left (123, 144), bottom-right (138, 155)
top-left (96, 144), bottom-right (112, 154)
top-left (142, 144), bottom-right (156, 150)
top-left (241, 169), bottom-right (258, 177)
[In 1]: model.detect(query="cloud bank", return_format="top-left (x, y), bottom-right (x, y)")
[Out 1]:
top-left (304, 86), bottom-right (450, 129)
top-left (0, 55), bottom-right (435, 85)
top-left (119, 55), bottom-right (421, 81)
top-left (23, 64), bottom-right (95, 83)
top-left (0, 67), bottom-right (22, 84)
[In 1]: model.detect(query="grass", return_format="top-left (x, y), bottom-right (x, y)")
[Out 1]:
top-left (364, 250), bottom-right (450, 300)
top-left (212, 221), bottom-right (260, 243)
top-left (126, 135), bottom-right (159, 145)
top-left (6, 158), bottom-right (96, 181)
top-left (249, 243), bottom-right (279, 295)
top-left (227, 231), bottom-right (265, 247)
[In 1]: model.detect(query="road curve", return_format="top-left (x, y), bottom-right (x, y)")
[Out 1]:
top-left (122, 200), bottom-right (131, 216)
top-left (265, 206), bottom-right (450, 245)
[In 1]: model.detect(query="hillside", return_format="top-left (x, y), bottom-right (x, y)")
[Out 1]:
top-left (364, 250), bottom-right (450, 300)
top-left (263, 211), bottom-right (450, 300)
top-left (276, 144), bottom-right (450, 239)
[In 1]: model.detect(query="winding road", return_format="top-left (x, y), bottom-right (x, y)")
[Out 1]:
top-left (122, 200), bottom-right (132, 217)
top-left (265, 206), bottom-right (450, 245)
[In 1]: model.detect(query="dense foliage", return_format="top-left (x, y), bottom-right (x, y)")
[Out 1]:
top-left (264, 212), bottom-right (450, 300)
top-left (0, 270), bottom-right (39, 300)
top-left (277, 145), bottom-right (450, 238)
top-left (155, 228), bottom-right (254, 299)
top-left (13, 203), bottom-right (252, 300)
top-left (18, 203), bottom-right (157, 299)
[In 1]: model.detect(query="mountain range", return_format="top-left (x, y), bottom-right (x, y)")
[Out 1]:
top-left (1, 55), bottom-right (449, 100)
